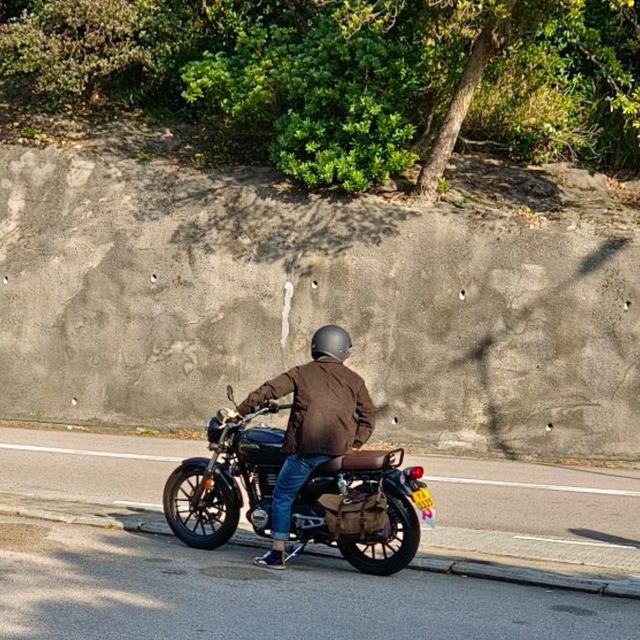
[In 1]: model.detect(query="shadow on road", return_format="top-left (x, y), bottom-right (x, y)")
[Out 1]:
top-left (3, 509), bottom-right (639, 640)
top-left (568, 528), bottom-right (640, 550)
top-left (534, 462), bottom-right (640, 482)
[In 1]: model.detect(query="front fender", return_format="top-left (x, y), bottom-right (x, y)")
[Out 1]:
top-left (180, 457), bottom-right (244, 508)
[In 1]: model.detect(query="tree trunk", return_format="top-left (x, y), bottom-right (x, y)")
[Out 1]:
top-left (414, 11), bottom-right (512, 198)
top-left (411, 102), bottom-right (437, 158)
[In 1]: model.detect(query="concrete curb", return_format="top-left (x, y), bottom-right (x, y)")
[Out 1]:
top-left (603, 581), bottom-right (640, 599)
top-left (450, 561), bottom-right (606, 594)
top-left (3, 502), bottom-right (639, 600)
top-left (0, 504), bottom-right (125, 529)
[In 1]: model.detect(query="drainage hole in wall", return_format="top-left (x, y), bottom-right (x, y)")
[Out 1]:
top-left (311, 280), bottom-right (319, 289)
top-left (150, 274), bottom-right (158, 284)
top-left (391, 417), bottom-right (399, 425)
top-left (2, 276), bottom-right (7, 285)
top-left (71, 397), bottom-right (78, 407)
top-left (624, 300), bottom-right (632, 311)
top-left (546, 422), bottom-right (554, 433)
top-left (459, 290), bottom-right (466, 301)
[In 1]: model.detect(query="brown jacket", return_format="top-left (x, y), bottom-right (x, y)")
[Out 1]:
top-left (237, 357), bottom-right (376, 456)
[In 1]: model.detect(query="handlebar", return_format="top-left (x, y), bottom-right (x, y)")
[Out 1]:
top-left (209, 402), bottom-right (294, 453)
top-left (228, 402), bottom-right (293, 425)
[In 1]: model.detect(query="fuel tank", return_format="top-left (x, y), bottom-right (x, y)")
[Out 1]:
top-left (238, 425), bottom-right (286, 466)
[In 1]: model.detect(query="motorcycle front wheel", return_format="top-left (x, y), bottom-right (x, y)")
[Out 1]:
top-left (338, 494), bottom-right (420, 576)
top-left (163, 464), bottom-right (240, 550)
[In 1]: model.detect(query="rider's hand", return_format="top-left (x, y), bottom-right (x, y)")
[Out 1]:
top-left (223, 410), bottom-right (243, 424)
top-left (266, 400), bottom-right (279, 414)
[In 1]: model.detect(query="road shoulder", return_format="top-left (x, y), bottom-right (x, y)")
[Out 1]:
top-left (1, 491), bottom-right (638, 600)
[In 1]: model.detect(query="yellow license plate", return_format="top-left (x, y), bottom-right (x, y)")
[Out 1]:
top-left (412, 487), bottom-right (435, 510)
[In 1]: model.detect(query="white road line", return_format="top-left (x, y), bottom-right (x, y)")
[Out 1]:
top-left (114, 500), bottom-right (163, 511)
top-left (0, 443), bottom-right (182, 463)
top-left (423, 475), bottom-right (640, 498)
top-left (2, 442), bottom-right (639, 498)
top-left (514, 535), bottom-right (639, 551)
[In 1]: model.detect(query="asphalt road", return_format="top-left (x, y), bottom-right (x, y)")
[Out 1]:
top-left (1, 426), bottom-right (639, 546)
top-left (1, 514), bottom-right (638, 640)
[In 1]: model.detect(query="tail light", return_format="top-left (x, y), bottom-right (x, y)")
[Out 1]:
top-left (404, 466), bottom-right (424, 480)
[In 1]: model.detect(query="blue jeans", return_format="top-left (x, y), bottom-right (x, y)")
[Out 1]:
top-left (271, 453), bottom-right (332, 541)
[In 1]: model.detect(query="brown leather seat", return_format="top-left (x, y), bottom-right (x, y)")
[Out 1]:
top-left (315, 457), bottom-right (343, 474)
top-left (342, 450), bottom-right (390, 470)
top-left (314, 450), bottom-right (391, 474)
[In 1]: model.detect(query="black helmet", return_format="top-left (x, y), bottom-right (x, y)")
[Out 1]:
top-left (311, 325), bottom-right (352, 362)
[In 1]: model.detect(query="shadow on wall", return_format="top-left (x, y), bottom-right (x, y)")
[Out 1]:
top-left (444, 155), bottom-right (563, 216)
top-left (121, 150), bottom-right (565, 275)
top-left (99, 119), bottom-right (566, 227)
top-left (451, 238), bottom-right (631, 460)
top-left (173, 183), bottom-right (419, 273)
top-left (126, 164), bottom-right (419, 273)
top-left (120, 148), bottom-right (630, 457)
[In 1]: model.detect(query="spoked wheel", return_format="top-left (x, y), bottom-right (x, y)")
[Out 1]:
top-left (338, 495), bottom-right (420, 576)
top-left (163, 464), bottom-right (240, 549)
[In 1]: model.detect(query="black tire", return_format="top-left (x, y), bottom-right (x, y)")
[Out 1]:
top-left (163, 464), bottom-right (240, 550)
top-left (338, 494), bottom-right (420, 576)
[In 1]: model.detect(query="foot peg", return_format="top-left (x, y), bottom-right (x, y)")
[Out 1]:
top-left (286, 542), bottom-right (306, 562)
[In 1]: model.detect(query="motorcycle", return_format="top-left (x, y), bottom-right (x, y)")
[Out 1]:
top-left (163, 385), bottom-right (435, 576)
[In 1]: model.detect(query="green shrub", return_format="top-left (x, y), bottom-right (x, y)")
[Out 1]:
top-left (0, 0), bottom-right (149, 101)
top-left (466, 38), bottom-right (596, 163)
top-left (1, 0), bottom-right (638, 183)
top-left (0, 0), bottom-right (222, 106)
top-left (20, 125), bottom-right (38, 138)
top-left (182, 23), bottom-right (297, 133)
top-left (577, 2), bottom-right (640, 171)
top-left (182, 18), bottom-right (419, 191)
top-left (0, 0), bottom-right (41, 22)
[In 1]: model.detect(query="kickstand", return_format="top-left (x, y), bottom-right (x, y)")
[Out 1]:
top-left (286, 542), bottom-right (307, 562)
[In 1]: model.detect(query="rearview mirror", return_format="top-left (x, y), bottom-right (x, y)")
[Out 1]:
top-left (226, 385), bottom-right (236, 405)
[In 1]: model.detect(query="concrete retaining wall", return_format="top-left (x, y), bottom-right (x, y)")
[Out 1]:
top-left (1, 145), bottom-right (639, 460)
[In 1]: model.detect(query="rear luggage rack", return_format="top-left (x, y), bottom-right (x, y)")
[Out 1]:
top-left (384, 448), bottom-right (404, 468)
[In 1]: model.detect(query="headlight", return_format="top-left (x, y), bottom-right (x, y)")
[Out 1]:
top-left (207, 416), bottom-right (224, 443)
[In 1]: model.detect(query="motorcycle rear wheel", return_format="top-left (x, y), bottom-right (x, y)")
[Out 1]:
top-left (163, 464), bottom-right (240, 550)
top-left (338, 495), bottom-right (420, 576)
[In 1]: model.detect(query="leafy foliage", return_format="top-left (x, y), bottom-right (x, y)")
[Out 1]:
top-left (182, 17), bottom-right (420, 190)
top-left (0, 0), bottom-right (638, 186)
top-left (572, 0), bottom-right (640, 170)
top-left (466, 36), bottom-right (597, 163)
top-left (0, 0), bottom-right (41, 23)
top-left (0, 0), bottom-right (148, 100)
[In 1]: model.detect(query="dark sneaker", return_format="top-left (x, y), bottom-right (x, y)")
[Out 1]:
top-left (253, 550), bottom-right (286, 571)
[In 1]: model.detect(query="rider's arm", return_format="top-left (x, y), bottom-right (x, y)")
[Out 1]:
top-left (236, 368), bottom-right (298, 416)
top-left (353, 381), bottom-right (376, 449)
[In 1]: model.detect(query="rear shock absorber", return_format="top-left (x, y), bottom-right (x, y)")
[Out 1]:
top-left (337, 473), bottom-right (348, 496)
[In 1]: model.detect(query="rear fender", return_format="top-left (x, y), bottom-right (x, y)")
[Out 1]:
top-left (181, 457), bottom-right (243, 508)
top-left (382, 468), bottom-right (413, 499)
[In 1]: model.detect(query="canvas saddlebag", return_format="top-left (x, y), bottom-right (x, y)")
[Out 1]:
top-left (318, 491), bottom-right (390, 542)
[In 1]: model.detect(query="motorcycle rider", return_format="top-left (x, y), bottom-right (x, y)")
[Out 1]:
top-left (234, 325), bottom-right (376, 570)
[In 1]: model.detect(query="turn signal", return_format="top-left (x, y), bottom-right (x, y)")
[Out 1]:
top-left (404, 466), bottom-right (424, 480)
